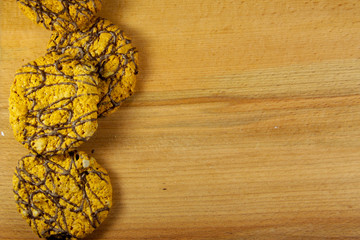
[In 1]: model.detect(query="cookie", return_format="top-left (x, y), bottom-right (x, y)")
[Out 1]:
top-left (17, 0), bottom-right (102, 32)
top-left (9, 52), bottom-right (99, 156)
top-left (13, 151), bottom-right (112, 239)
top-left (47, 17), bottom-right (138, 117)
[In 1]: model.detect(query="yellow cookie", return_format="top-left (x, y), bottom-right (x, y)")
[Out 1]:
top-left (17, 0), bottom-right (102, 32)
top-left (48, 17), bottom-right (138, 117)
top-left (13, 151), bottom-right (112, 240)
top-left (9, 52), bottom-right (99, 156)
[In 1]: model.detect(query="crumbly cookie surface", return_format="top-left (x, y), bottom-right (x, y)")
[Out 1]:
top-left (9, 53), bottom-right (99, 156)
top-left (13, 151), bottom-right (112, 240)
top-left (48, 17), bottom-right (138, 117)
top-left (17, 0), bottom-right (102, 32)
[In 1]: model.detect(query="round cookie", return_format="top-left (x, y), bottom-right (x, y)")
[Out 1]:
top-left (17, 0), bottom-right (102, 32)
top-left (47, 17), bottom-right (138, 117)
top-left (9, 52), bottom-right (99, 156)
top-left (13, 151), bottom-right (112, 239)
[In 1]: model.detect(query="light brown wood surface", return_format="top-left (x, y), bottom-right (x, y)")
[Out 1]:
top-left (1, 0), bottom-right (360, 239)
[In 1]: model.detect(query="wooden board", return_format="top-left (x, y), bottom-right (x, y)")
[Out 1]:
top-left (1, 0), bottom-right (360, 239)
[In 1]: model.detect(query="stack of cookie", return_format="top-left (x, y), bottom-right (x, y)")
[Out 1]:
top-left (9, 1), bottom-right (138, 239)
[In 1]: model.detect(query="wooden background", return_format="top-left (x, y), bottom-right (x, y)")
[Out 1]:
top-left (1, 0), bottom-right (360, 239)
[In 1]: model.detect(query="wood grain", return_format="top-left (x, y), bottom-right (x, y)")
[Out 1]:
top-left (1, 0), bottom-right (360, 239)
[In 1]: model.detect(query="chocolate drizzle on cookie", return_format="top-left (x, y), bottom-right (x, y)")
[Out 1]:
top-left (48, 17), bottom-right (138, 117)
top-left (11, 54), bottom-right (99, 156)
top-left (17, 0), bottom-right (101, 32)
top-left (13, 151), bottom-right (111, 239)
